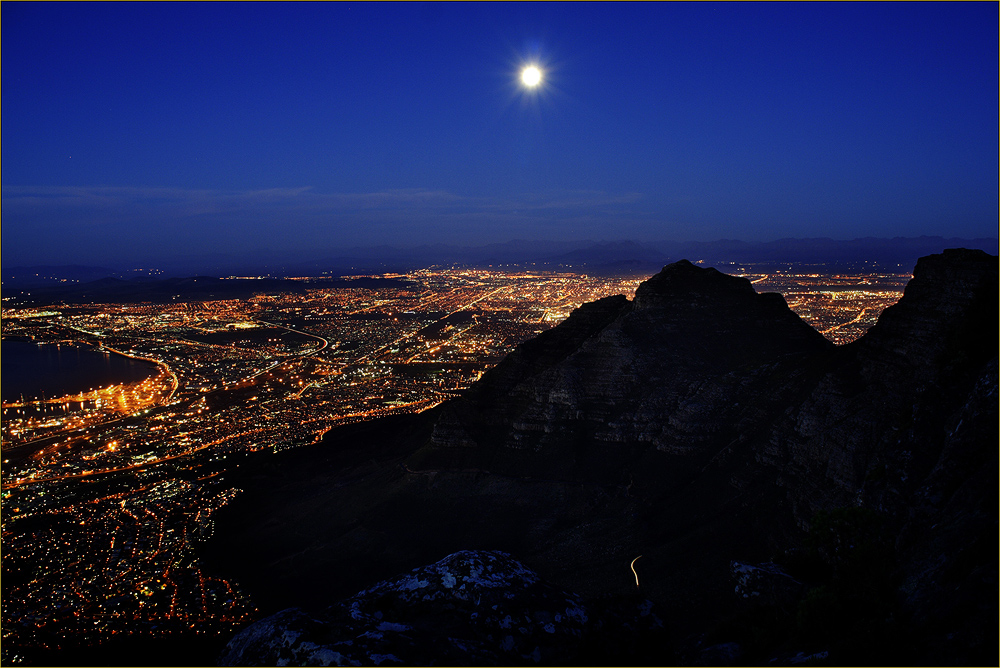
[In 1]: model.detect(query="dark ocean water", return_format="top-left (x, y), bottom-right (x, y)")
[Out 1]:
top-left (1, 339), bottom-right (158, 403)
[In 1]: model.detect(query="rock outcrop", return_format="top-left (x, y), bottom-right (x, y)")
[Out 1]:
top-left (759, 248), bottom-right (999, 522)
top-left (208, 250), bottom-right (997, 666)
top-left (219, 550), bottom-right (665, 666)
top-left (415, 260), bottom-right (831, 489)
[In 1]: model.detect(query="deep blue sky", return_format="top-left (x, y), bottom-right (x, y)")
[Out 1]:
top-left (2, 2), bottom-right (997, 268)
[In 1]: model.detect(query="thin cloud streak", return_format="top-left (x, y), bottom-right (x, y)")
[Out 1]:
top-left (0, 185), bottom-right (652, 266)
top-left (2, 185), bottom-right (641, 219)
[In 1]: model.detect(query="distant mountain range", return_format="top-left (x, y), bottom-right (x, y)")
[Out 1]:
top-left (233, 235), bottom-right (1000, 276)
top-left (4, 236), bottom-right (996, 286)
top-left (0, 275), bottom-right (413, 305)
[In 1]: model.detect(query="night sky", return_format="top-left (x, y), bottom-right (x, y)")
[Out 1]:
top-left (2, 2), bottom-right (997, 269)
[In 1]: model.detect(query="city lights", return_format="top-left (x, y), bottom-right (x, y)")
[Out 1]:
top-left (0, 265), bottom-right (907, 659)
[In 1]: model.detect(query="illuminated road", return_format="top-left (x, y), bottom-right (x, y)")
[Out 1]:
top-left (1, 442), bottom-right (210, 490)
top-left (254, 319), bottom-right (330, 353)
top-left (360, 285), bottom-right (507, 365)
top-left (246, 319), bottom-right (330, 380)
top-left (821, 306), bottom-right (872, 336)
top-left (100, 343), bottom-right (180, 402)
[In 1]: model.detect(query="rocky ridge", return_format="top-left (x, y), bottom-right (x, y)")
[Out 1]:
top-left (209, 249), bottom-right (997, 665)
top-left (416, 260), bottom-right (831, 487)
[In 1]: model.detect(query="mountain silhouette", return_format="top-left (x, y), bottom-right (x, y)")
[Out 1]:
top-left (207, 249), bottom-right (997, 666)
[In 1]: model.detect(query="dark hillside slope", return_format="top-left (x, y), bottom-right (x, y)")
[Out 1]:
top-left (206, 250), bottom-right (997, 665)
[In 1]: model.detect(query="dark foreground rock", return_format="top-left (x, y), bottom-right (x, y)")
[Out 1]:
top-left (218, 550), bottom-right (665, 666)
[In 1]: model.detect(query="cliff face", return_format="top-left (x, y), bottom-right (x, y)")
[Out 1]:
top-left (759, 249), bottom-right (998, 524)
top-left (209, 250), bottom-right (997, 666)
top-left (754, 249), bottom-right (999, 661)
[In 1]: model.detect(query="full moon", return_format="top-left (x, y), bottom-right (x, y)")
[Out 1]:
top-left (521, 65), bottom-right (542, 87)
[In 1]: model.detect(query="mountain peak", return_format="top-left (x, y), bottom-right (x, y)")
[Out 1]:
top-left (413, 256), bottom-right (829, 476)
top-left (632, 259), bottom-right (755, 310)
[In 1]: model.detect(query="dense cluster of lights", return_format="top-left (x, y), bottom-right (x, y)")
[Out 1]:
top-left (0, 266), bottom-right (906, 662)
